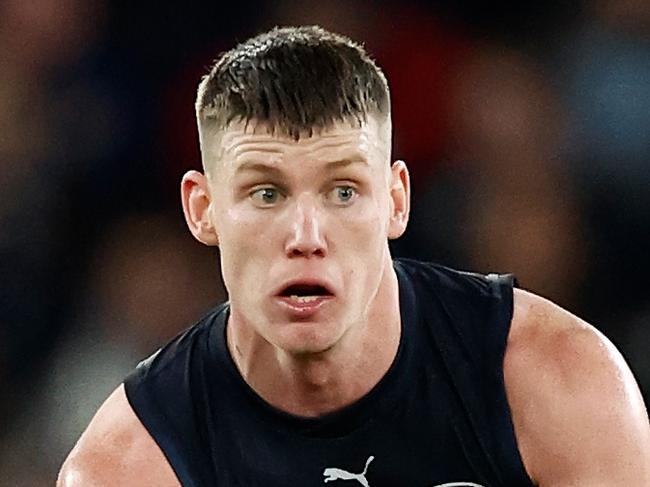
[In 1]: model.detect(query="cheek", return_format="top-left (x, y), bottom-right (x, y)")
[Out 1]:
top-left (334, 201), bottom-right (389, 295)
top-left (217, 206), bottom-right (276, 292)
top-left (339, 197), bottom-right (389, 245)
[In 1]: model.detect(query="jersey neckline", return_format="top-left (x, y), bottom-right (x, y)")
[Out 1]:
top-left (208, 259), bottom-right (418, 438)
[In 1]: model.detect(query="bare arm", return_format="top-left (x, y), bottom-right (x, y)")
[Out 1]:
top-left (57, 384), bottom-right (180, 487)
top-left (505, 289), bottom-right (650, 486)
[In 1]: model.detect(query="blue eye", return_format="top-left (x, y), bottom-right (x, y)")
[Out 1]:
top-left (250, 187), bottom-right (282, 206)
top-left (332, 186), bottom-right (357, 205)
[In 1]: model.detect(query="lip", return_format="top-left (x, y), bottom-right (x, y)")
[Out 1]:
top-left (272, 276), bottom-right (336, 319)
top-left (274, 295), bottom-right (334, 319)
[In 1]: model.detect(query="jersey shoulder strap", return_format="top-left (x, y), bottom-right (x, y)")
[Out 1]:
top-left (395, 258), bottom-right (532, 486)
top-left (123, 304), bottom-right (228, 487)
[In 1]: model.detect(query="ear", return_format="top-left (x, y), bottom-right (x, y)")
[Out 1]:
top-left (387, 160), bottom-right (410, 240)
top-left (180, 170), bottom-right (219, 246)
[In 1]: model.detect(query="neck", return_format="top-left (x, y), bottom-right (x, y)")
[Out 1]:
top-left (226, 258), bottom-right (401, 417)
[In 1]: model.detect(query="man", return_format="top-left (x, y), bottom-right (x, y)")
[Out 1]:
top-left (58, 26), bottom-right (650, 486)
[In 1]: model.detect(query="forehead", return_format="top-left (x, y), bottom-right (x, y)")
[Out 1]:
top-left (203, 117), bottom-right (390, 171)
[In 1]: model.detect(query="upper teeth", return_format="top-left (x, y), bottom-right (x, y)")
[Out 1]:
top-left (290, 295), bottom-right (319, 303)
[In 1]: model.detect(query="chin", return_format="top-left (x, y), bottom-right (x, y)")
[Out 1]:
top-left (274, 324), bottom-right (342, 356)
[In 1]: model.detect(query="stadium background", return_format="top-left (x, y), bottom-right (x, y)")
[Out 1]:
top-left (1, 0), bottom-right (649, 484)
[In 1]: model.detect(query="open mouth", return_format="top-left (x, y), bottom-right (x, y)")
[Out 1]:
top-left (279, 284), bottom-right (333, 303)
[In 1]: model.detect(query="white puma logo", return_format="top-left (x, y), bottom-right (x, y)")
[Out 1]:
top-left (323, 455), bottom-right (374, 486)
top-left (322, 455), bottom-right (485, 487)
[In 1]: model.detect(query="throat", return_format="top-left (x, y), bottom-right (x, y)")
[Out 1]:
top-left (228, 322), bottom-right (398, 418)
top-left (247, 341), bottom-right (374, 417)
top-left (279, 354), bottom-right (367, 416)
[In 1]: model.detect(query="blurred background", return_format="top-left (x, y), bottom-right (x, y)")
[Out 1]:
top-left (0, 0), bottom-right (648, 484)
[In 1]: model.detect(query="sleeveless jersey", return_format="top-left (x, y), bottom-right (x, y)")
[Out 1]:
top-left (124, 258), bottom-right (535, 487)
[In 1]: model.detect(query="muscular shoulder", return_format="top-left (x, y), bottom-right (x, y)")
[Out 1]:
top-left (57, 384), bottom-right (180, 487)
top-left (505, 289), bottom-right (650, 485)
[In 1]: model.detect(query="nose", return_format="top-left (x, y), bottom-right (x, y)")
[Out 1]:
top-left (284, 194), bottom-right (328, 259)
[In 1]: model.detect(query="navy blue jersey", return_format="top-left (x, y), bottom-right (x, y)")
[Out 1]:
top-left (124, 258), bottom-right (534, 486)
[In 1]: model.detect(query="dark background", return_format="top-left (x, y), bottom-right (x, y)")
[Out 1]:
top-left (1, 1), bottom-right (649, 484)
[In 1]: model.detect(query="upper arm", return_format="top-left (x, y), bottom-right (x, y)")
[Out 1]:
top-left (505, 289), bottom-right (650, 487)
top-left (57, 384), bottom-right (180, 487)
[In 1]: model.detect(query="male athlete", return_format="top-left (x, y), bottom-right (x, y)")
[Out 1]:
top-left (58, 26), bottom-right (650, 486)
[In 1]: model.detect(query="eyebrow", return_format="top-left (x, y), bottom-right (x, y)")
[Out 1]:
top-left (324, 158), bottom-right (370, 170)
top-left (234, 158), bottom-right (369, 176)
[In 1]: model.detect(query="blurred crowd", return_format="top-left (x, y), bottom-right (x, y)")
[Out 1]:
top-left (0, 1), bottom-right (648, 485)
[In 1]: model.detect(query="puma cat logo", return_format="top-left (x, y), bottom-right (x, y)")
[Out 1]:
top-left (322, 455), bottom-right (486, 487)
top-left (323, 456), bottom-right (374, 486)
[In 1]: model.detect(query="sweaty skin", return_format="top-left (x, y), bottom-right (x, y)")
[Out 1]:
top-left (58, 119), bottom-right (650, 486)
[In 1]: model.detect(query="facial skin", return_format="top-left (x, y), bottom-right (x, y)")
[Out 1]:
top-left (182, 115), bottom-right (409, 369)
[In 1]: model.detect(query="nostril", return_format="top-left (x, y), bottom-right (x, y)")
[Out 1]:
top-left (290, 248), bottom-right (325, 258)
top-left (289, 248), bottom-right (303, 257)
top-left (286, 243), bottom-right (327, 258)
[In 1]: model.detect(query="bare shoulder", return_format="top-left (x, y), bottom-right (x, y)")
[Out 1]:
top-left (505, 289), bottom-right (650, 486)
top-left (57, 383), bottom-right (180, 487)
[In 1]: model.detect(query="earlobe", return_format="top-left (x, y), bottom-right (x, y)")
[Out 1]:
top-left (180, 170), bottom-right (220, 246)
top-left (388, 160), bottom-right (410, 240)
